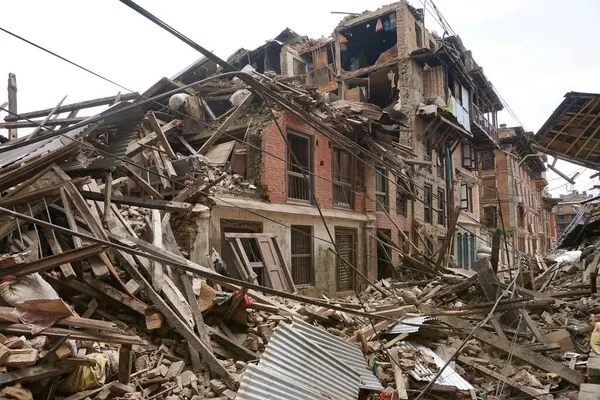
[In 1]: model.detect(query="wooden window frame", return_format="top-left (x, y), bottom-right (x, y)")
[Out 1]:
top-left (424, 184), bottom-right (433, 223)
top-left (290, 225), bottom-right (314, 286)
top-left (286, 130), bottom-right (313, 204)
top-left (460, 184), bottom-right (473, 212)
top-left (462, 142), bottom-right (477, 170)
top-left (332, 146), bottom-right (354, 209)
top-left (437, 188), bottom-right (446, 226)
top-left (375, 166), bottom-right (388, 212)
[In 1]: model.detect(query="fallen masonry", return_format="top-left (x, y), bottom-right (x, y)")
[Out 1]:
top-left (0, 3), bottom-right (598, 400)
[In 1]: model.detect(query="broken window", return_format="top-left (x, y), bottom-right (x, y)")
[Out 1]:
top-left (339, 13), bottom-right (397, 71)
top-left (396, 181), bottom-right (408, 216)
top-left (225, 233), bottom-right (296, 292)
top-left (518, 204), bottom-right (525, 228)
top-left (332, 147), bottom-right (354, 208)
top-left (437, 189), bottom-right (446, 226)
top-left (336, 228), bottom-right (356, 291)
top-left (483, 206), bottom-right (498, 228)
top-left (482, 178), bottom-right (496, 199)
top-left (424, 184), bottom-right (433, 223)
top-left (423, 137), bottom-right (432, 161)
top-left (436, 147), bottom-right (445, 178)
top-left (481, 150), bottom-right (495, 170)
top-left (462, 142), bottom-right (476, 169)
top-left (287, 131), bottom-right (312, 202)
top-left (415, 22), bottom-right (423, 48)
top-left (460, 184), bottom-right (473, 212)
top-left (375, 166), bottom-right (388, 212)
top-left (377, 229), bottom-right (393, 280)
top-left (291, 226), bottom-right (313, 285)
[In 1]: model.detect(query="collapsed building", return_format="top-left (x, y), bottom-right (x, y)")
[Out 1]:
top-left (0, 1), bottom-right (595, 399)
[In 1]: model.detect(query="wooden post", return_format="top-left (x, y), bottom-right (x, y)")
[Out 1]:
top-left (7, 73), bottom-right (17, 141)
top-left (118, 344), bottom-right (132, 385)
top-left (490, 231), bottom-right (501, 273)
top-left (103, 172), bottom-right (113, 229)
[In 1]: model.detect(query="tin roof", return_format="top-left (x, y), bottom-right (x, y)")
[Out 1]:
top-left (235, 318), bottom-right (383, 400)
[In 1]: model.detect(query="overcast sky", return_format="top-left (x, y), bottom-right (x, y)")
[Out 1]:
top-left (1, 0), bottom-right (599, 197)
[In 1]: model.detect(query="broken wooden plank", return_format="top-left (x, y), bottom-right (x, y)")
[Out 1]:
top-left (147, 112), bottom-right (176, 158)
top-left (151, 209), bottom-right (164, 292)
top-left (118, 165), bottom-right (164, 199)
top-left (41, 226), bottom-right (77, 280)
top-left (26, 95), bottom-right (67, 140)
top-left (198, 93), bottom-right (253, 155)
top-left (431, 310), bottom-right (586, 386)
top-left (457, 356), bottom-right (549, 398)
top-left (4, 93), bottom-right (139, 122)
top-left (521, 310), bottom-right (547, 344)
top-left (390, 348), bottom-right (409, 400)
top-left (118, 344), bottom-right (132, 385)
top-left (0, 244), bottom-right (105, 279)
top-left (0, 323), bottom-right (144, 345)
top-left (116, 249), bottom-right (238, 390)
top-left (0, 363), bottom-right (73, 386)
top-left (88, 279), bottom-right (148, 315)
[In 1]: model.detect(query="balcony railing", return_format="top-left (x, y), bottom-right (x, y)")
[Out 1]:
top-left (288, 172), bottom-right (311, 202)
top-left (472, 104), bottom-right (498, 142)
top-left (333, 181), bottom-right (353, 208)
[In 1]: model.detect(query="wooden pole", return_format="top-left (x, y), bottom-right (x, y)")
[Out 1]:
top-left (7, 73), bottom-right (17, 141)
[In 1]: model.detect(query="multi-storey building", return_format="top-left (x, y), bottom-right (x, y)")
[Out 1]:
top-left (478, 126), bottom-right (556, 265)
top-left (555, 191), bottom-right (597, 235)
top-left (169, 1), bottom-right (511, 296)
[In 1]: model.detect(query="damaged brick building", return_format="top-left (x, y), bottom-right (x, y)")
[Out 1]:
top-left (161, 0), bottom-right (519, 296)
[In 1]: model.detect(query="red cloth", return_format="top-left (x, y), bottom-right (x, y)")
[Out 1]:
top-left (232, 290), bottom-right (256, 308)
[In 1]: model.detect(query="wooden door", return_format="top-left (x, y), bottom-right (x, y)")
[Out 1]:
top-left (257, 236), bottom-right (287, 291)
top-left (336, 229), bottom-right (356, 291)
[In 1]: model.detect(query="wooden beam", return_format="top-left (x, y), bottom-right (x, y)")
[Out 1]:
top-left (431, 311), bottom-right (586, 386)
top-left (457, 356), bottom-right (549, 398)
top-left (198, 93), bottom-right (253, 155)
top-left (178, 135), bottom-right (198, 155)
top-left (103, 172), bottom-right (113, 228)
top-left (521, 310), bottom-right (547, 344)
top-left (0, 363), bottom-right (73, 386)
top-left (147, 112), bottom-right (176, 158)
top-left (0, 244), bottom-right (104, 279)
top-left (118, 344), bottom-right (132, 385)
top-left (118, 165), bottom-right (164, 199)
top-left (88, 279), bottom-right (148, 315)
top-left (201, 98), bottom-right (217, 120)
top-left (151, 209), bottom-right (164, 292)
top-left (116, 246), bottom-right (238, 390)
top-left (26, 95), bottom-right (67, 141)
top-left (41, 226), bottom-right (77, 280)
top-left (80, 190), bottom-right (192, 212)
top-left (4, 93), bottom-right (140, 122)
top-left (0, 117), bottom-right (87, 129)
top-left (435, 206), bottom-right (460, 271)
top-left (7, 73), bottom-right (17, 141)
top-left (0, 323), bottom-right (144, 345)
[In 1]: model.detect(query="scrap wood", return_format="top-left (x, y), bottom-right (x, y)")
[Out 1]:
top-left (115, 243), bottom-right (238, 391)
top-left (0, 363), bottom-right (73, 386)
top-left (457, 356), bottom-right (550, 398)
top-left (0, 306), bottom-right (122, 333)
top-left (427, 308), bottom-right (586, 386)
top-left (80, 190), bottom-right (194, 212)
top-left (0, 243), bottom-right (105, 279)
top-left (0, 323), bottom-right (145, 345)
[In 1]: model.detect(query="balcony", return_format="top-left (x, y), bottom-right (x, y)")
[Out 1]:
top-left (471, 103), bottom-right (498, 146)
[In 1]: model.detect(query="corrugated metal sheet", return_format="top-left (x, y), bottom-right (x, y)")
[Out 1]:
top-left (397, 342), bottom-right (473, 390)
top-left (0, 123), bottom-right (91, 169)
top-left (292, 318), bottom-right (383, 391)
top-left (236, 318), bottom-right (383, 400)
top-left (236, 363), bottom-right (330, 400)
top-left (387, 316), bottom-right (433, 334)
top-left (259, 322), bottom-right (359, 400)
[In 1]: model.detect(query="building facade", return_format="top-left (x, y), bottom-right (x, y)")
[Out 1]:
top-left (174, 1), bottom-right (517, 296)
top-left (478, 126), bottom-right (555, 266)
top-left (555, 191), bottom-right (596, 235)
